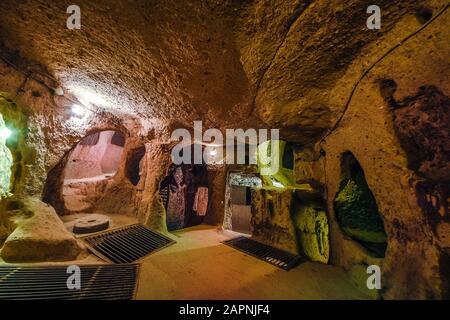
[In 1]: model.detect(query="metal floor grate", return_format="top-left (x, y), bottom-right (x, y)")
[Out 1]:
top-left (223, 236), bottom-right (303, 270)
top-left (81, 224), bottom-right (175, 263)
top-left (0, 264), bottom-right (138, 300)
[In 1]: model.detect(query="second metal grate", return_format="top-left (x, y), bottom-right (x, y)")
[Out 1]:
top-left (223, 236), bottom-right (303, 270)
top-left (0, 264), bottom-right (138, 300)
top-left (81, 224), bottom-right (175, 263)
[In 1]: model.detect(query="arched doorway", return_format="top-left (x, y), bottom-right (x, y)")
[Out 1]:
top-left (160, 144), bottom-right (210, 231)
top-left (43, 130), bottom-right (125, 214)
top-left (334, 151), bottom-right (387, 257)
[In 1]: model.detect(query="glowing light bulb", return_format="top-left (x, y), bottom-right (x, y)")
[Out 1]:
top-left (71, 104), bottom-right (86, 117)
top-left (209, 149), bottom-right (217, 156)
top-left (0, 127), bottom-right (12, 140)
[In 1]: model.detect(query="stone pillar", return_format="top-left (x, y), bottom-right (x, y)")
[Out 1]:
top-left (139, 141), bottom-right (171, 233)
top-left (203, 165), bottom-right (227, 226)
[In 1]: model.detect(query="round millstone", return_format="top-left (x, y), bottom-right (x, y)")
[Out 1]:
top-left (73, 214), bottom-right (110, 234)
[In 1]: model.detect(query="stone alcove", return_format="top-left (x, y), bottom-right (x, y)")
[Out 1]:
top-left (125, 146), bottom-right (146, 187)
top-left (334, 151), bottom-right (387, 258)
top-left (43, 129), bottom-right (126, 215)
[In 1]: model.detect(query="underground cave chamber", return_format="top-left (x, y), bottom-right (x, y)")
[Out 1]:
top-left (222, 140), bottom-right (330, 264)
top-left (0, 0), bottom-right (449, 300)
top-left (41, 129), bottom-right (127, 218)
top-left (62, 130), bottom-right (125, 213)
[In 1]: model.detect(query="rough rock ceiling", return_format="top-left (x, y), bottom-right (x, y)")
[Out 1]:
top-left (0, 0), bottom-right (421, 144)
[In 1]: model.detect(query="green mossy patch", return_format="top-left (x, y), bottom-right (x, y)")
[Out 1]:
top-left (257, 140), bottom-right (312, 192)
top-left (293, 203), bottom-right (329, 263)
top-left (0, 94), bottom-right (31, 195)
top-left (334, 168), bottom-right (387, 243)
top-left (341, 227), bottom-right (387, 243)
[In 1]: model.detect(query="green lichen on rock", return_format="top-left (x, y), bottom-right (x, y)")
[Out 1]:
top-left (334, 170), bottom-right (387, 243)
top-left (257, 140), bottom-right (312, 192)
top-left (0, 114), bottom-right (13, 198)
top-left (293, 203), bottom-right (329, 263)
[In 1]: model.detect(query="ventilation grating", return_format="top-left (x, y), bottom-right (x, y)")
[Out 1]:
top-left (81, 224), bottom-right (175, 263)
top-left (223, 236), bottom-right (303, 270)
top-left (0, 264), bottom-right (138, 300)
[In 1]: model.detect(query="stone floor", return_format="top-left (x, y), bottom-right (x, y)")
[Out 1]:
top-left (135, 225), bottom-right (374, 300)
top-left (4, 214), bottom-right (374, 299)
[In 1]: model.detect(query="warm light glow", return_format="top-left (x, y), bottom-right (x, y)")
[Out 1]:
top-left (209, 149), bottom-right (217, 156)
top-left (53, 87), bottom-right (64, 96)
top-left (0, 127), bottom-right (12, 140)
top-left (71, 104), bottom-right (86, 117)
top-left (72, 87), bottom-right (110, 107)
top-left (272, 179), bottom-right (284, 188)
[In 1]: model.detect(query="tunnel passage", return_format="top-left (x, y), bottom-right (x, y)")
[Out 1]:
top-left (160, 145), bottom-right (210, 231)
top-left (334, 152), bottom-right (387, 257)
top-left (160, 163), bottom-right (209, 231)
top-left (226, 173), bottom-right (262, 235)
top-left (63, 130), bottom-right (125, 213)
top-left (43, 130), bottom-right (125, 214)
top-left (230, 184), bottom-right (253, 234)
top-left (65, 131), bottom-right (124, 181)
top-left (126, 146), bottom-right (146, 186)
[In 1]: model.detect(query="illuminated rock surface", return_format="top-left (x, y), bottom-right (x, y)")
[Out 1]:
top-left (0, 197), bottom-right (80, 262)
top-left (0, 0), bottom-right (448, 299)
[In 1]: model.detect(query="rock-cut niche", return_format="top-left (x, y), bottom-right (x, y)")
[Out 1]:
top-left (43, 130), bottom-right (125, 214)
top-left (126, 146), bottom-right (146, 186)
top-left (334, 152), bottom-right (387, 258)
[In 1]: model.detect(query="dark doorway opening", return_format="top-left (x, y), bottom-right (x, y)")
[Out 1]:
top-left (126, 146), bottom-right (145, 186)
top-left (230, 185), bottom-right (253, 234)
top-left (160, 144), bottom-right (210, 231)
top-left (224, 172), bottom-right (261, 235)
